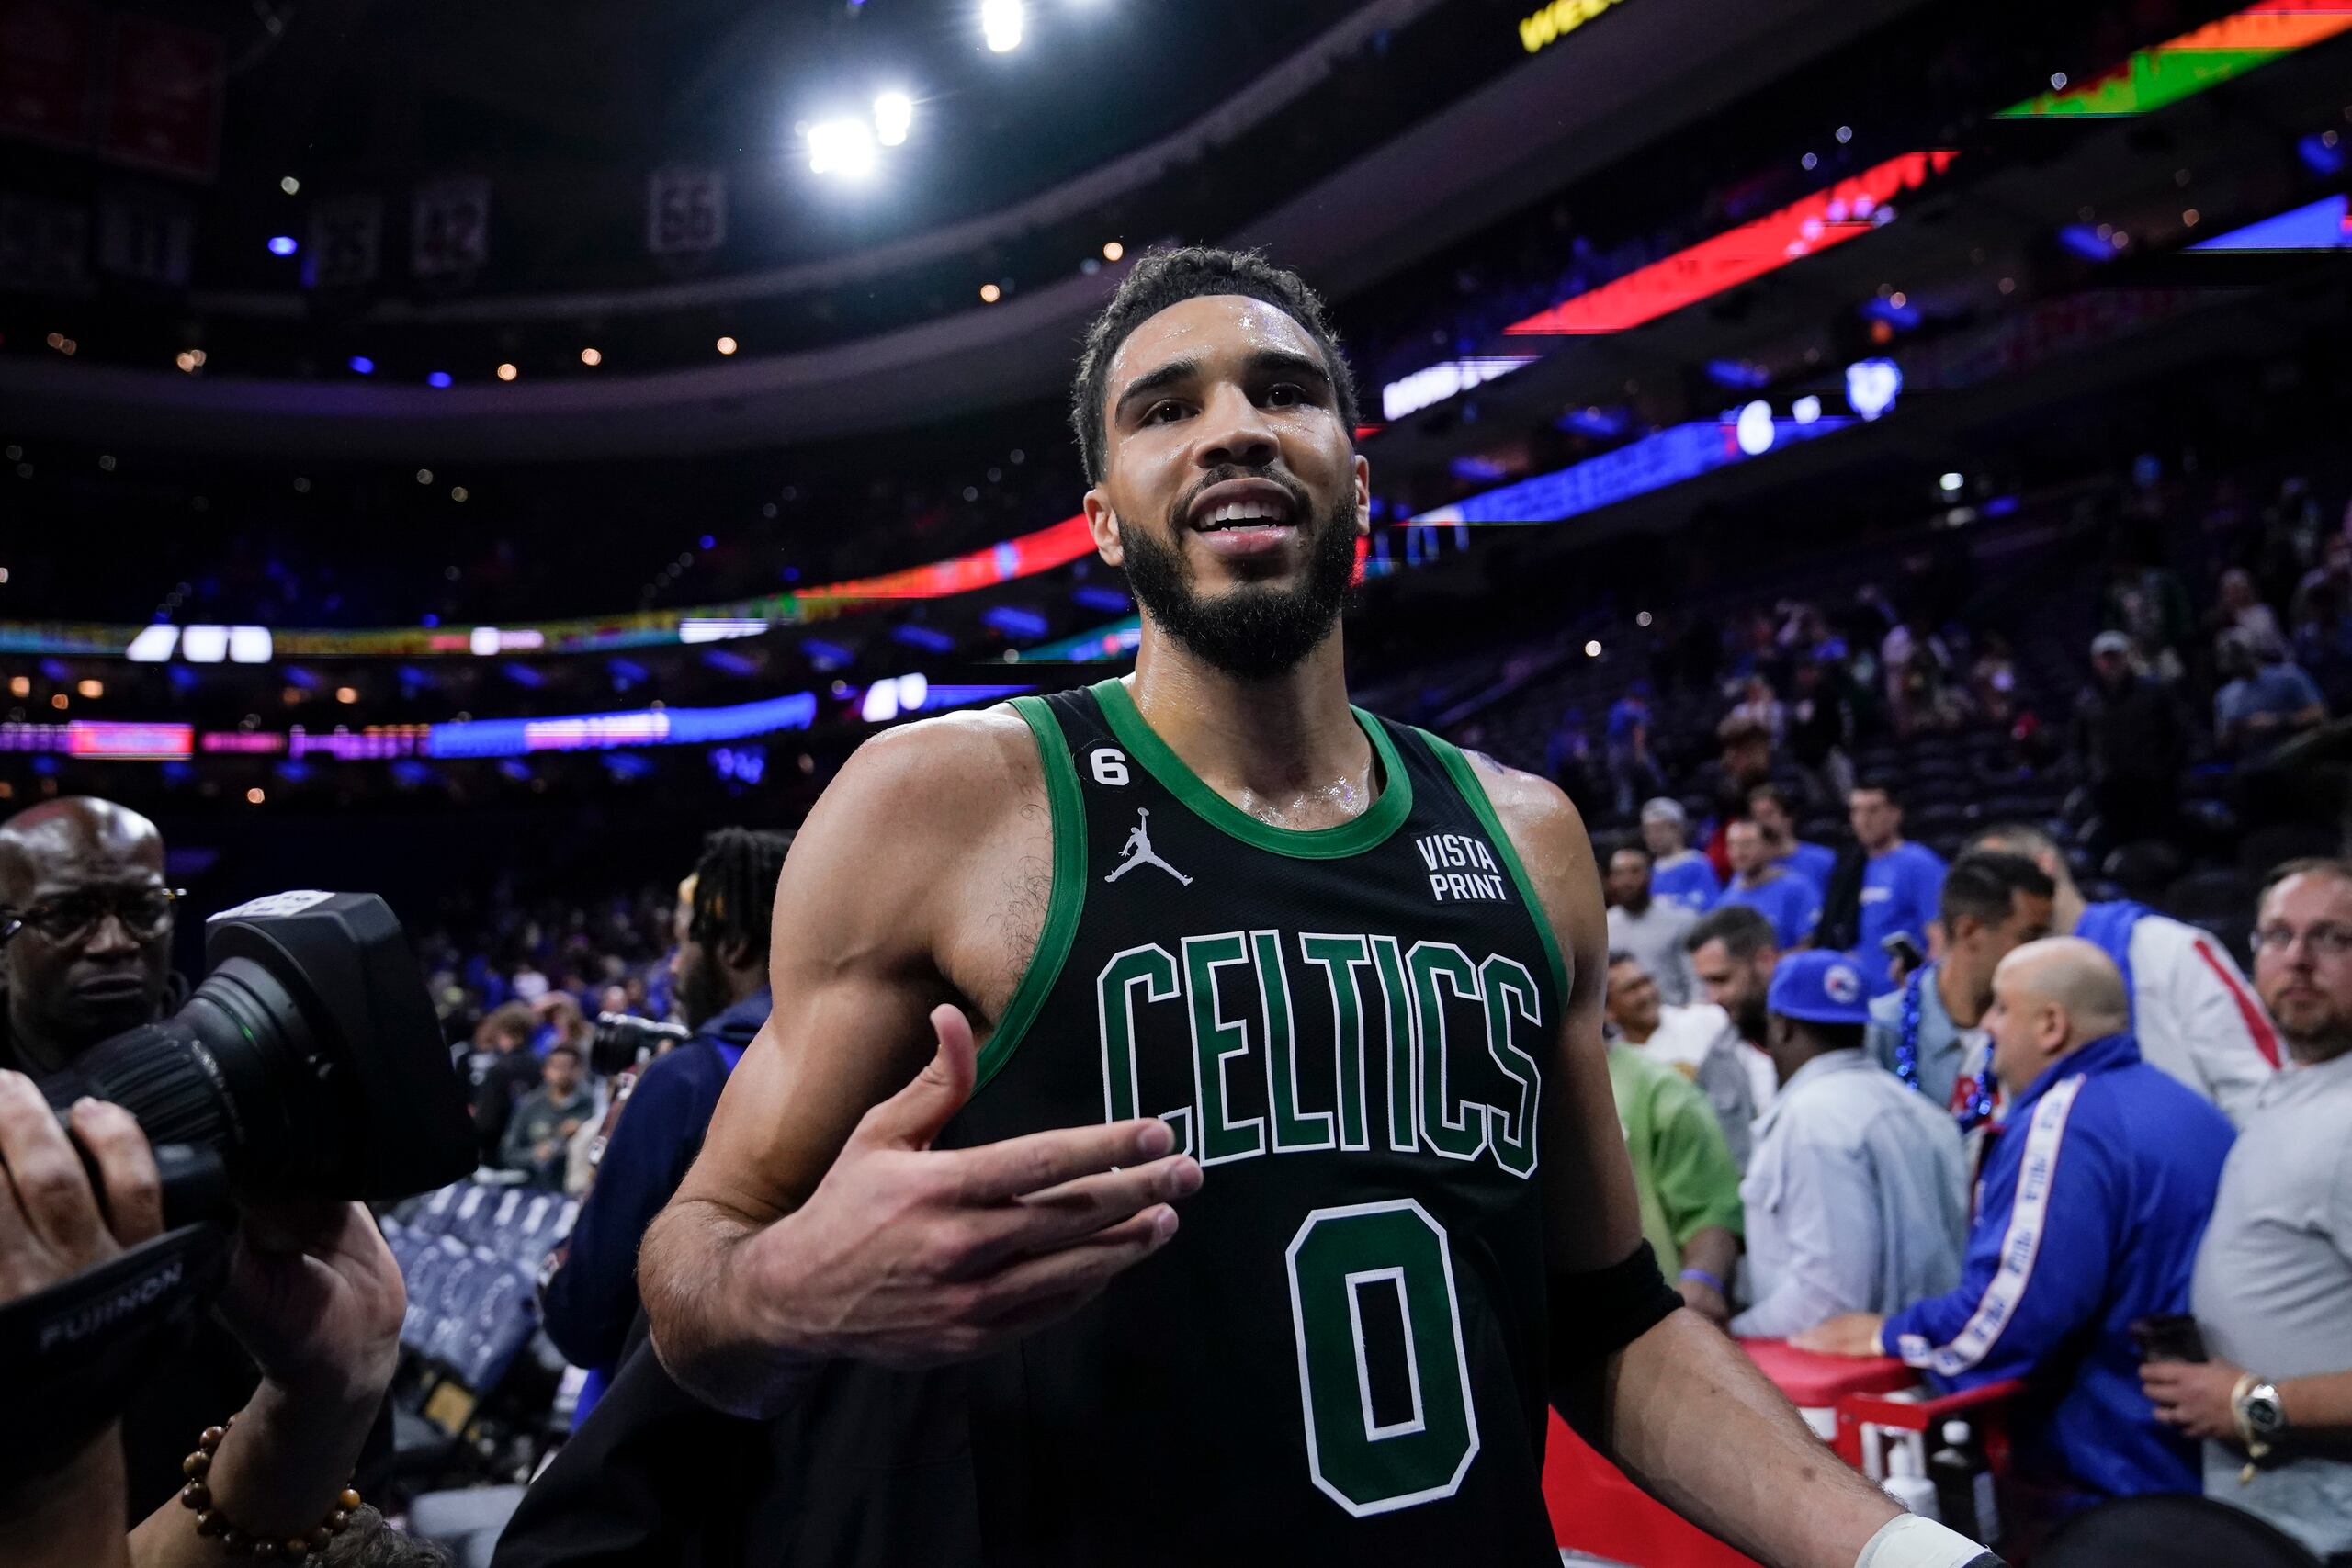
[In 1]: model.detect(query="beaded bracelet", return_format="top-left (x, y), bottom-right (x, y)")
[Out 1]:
top-left (177, 1416), bottom-right (362, 1562)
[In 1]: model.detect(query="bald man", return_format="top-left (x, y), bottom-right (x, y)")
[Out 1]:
top-left (0, 796), bottom-right (405, 1540)
top-left (1966, 822), bottom-right (2277, 1123)
top-left (0, 799), bottom-right (178, 1081)
top-left (1800, 939), bottom-right (2236, 1529)
top-left (0, 796), bottom-right (176, 1072)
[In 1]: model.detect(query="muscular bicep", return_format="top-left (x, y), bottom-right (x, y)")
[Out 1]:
top-left (1472, 753), bottom-right (1646, 1272)
top-left (672, 716), bottom-right (1033, 1226)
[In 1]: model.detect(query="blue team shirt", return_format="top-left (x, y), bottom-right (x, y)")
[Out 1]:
top-left (1776, 840), bottom-right (1839, 897)
top-left (1853, 840), bottom-right (1946, 995)
top-left (1714, 871), bottom-right (1821, 950)
top-left (1651, 850), bottom-right (1722, 914)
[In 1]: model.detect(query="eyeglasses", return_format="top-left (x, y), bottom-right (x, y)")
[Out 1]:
top-left (2253, 922), bottom-right (2352, 959)
top-left (0, 886), bottom-right (187, 947)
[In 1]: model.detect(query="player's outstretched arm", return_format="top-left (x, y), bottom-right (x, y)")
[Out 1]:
top-left (1475, 757), bottom-right (1996, 1568)
top-left (640, 713), bottom-right (1202, 1417)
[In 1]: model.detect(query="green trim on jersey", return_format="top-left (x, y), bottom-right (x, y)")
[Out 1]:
top-left (1417, 729), bottom-right (1570, 1003)
top-left (1091, 677), bottom-right (1414, 860)
top-left (976, 695), bottom-right (1089, 1093)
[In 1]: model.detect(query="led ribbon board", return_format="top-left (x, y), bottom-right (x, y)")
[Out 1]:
top-left (1503, 151), bottom-right (1958, 336)
top-left (2188, 192), bottom-right (2352, 250)
top-left (1410, 414), bottom-right (1856, 526)
top-left (1381, 357), bottom-right (1538, 420)
top-left (0, 516), bottom-right (1099, 660)
top-left (1996, 0), bottom-right (2352, 118)
top-left (1, 683), bottom-right (1030, 768)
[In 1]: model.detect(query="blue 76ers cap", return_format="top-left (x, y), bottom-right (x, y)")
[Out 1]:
top-left (1767, 950), bottom-right (1873, 1026)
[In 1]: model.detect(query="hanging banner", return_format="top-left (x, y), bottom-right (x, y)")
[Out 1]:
top-left (412, 175), bottom-right (490, 277)
top-left (0, 193), bottom-right (89, 291)
top-left (305, 193), bottom-right (382, 289)
top-left (0, 0), bottom-right (97, 150)
top-left (97, 186), bottom-right (194, 285)
top-left (647, 165), bottom-right (726, 255)
top-left (99, 14), bottom-right (222, 179)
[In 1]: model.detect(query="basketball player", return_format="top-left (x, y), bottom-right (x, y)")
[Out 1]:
top-left (639, 248), bottom-right (1996, 1567)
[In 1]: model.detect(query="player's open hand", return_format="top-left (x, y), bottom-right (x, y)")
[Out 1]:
top-left (743, 1003), bottom-right (1202, 1367)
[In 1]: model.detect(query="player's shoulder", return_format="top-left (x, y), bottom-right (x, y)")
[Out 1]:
top-left (1453, 744), bottom-right (1588, 854)
top-left (812, 704), bottom-right (1044, 834)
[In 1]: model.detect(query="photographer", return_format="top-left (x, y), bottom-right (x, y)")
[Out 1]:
top-left (0, 1075), bottom-right (438, 1568)
top-left (0, 798), bottom-right (401, 1527)
top-left (538, 829), bottom-right (789, 1382)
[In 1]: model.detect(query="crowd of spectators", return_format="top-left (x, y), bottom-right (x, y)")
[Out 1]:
top-left (1594, 823), bottom-right (2348, 1557)
top-left (1519, 467), bottom-right (2352, 1554)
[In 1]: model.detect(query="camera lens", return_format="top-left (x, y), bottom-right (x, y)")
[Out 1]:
top-left (36, 892), bottom-right (476, 1216)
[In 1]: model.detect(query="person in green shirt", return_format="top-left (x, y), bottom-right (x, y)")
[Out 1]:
top-left (1608, 1042), bottom-right (1746, 1327)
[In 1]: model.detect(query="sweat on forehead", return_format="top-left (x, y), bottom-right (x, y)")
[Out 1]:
top-left (1067, 245), bottom-right (1358, 484)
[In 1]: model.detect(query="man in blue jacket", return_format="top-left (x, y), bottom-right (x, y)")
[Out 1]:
top-left (539, 828), bottom-right (793, 1403)
top-left (1800, 937), bottom-right (2234, 1529)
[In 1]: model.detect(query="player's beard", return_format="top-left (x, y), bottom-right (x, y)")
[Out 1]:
top-left (1120, 487), bottom-right (1359, 681)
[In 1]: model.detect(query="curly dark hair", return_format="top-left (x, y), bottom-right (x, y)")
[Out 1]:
top-left (688, 826), bottom-right (795, 961)
top-left (1067, 245), bottom-right (1360, 486)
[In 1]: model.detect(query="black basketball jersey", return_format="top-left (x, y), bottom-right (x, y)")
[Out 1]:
top-left (734, 679), bottom-right (1567, 1567)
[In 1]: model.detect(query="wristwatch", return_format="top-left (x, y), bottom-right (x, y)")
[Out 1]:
top-left (2239, 1379), bottom-right (2289, 1446)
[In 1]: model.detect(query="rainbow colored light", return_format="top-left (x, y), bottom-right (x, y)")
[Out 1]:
top-left (1996, 0), bottom-right (2352, 119)
top-left (0, 515), bottom-right (1101, 661)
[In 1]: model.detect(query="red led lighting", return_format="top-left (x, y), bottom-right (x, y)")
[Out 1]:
top-left (799, 515), bottom-right (1098, 606)
top-left (1506, 151), bottom-right (1959, 336)
top-left (67, 721), bottom-right (194, 761)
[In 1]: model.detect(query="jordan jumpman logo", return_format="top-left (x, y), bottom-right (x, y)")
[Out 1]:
top-left (1104, 807), bottom-right (1193, 886)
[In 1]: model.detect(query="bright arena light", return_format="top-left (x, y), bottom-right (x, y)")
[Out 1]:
top-left (1103, 240), bottom-right (1125, 262)
top-left (580, 346), bottom-right (603, 367)
top-left (808, 118), bottom-right (878, 177)
top-left (1846, 357), bottom-right (1903, 421)
top-left (1734, 400), bottom-right (1776, 457)
top-left (982, 0), bottom-right (1023, 52)
top-left (979, 282), bottom-right (1001, 303)
top-left (1584, 640), bottom-right (1602, 658)
top-left (496, 362), bottom-right (518, 381)
top-left (874, 91), bottom-right (913, 147)
top-left (266, 235), bottom-right (298, 257)
top-left (715, 336), bottom-right (739, 355)
top-left (1939, 471), bottom-right (1964, 492)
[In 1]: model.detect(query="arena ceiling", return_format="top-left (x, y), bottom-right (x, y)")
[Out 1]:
top-left (215, 0), bottom-right (1371, 275)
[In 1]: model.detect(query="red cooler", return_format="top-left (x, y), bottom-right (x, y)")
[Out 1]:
top-left (1543, 1340), bottom-right (1917, 1566)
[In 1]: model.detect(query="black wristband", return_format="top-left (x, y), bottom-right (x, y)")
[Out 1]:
top-left (1548, 1239), bottom-right (1681, 1372)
